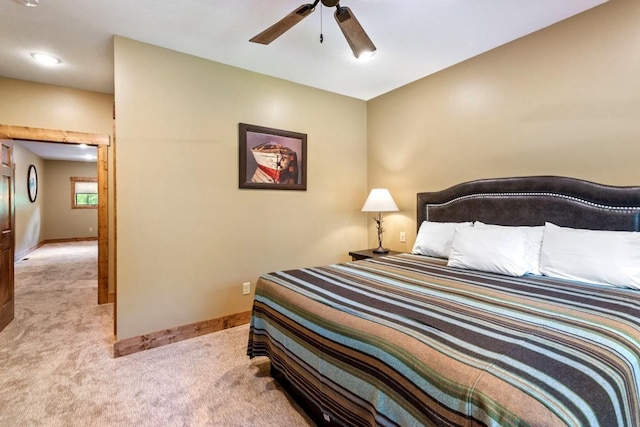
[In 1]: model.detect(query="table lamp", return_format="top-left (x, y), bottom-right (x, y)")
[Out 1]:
top-left (361, 188), bottom-right (399, 253)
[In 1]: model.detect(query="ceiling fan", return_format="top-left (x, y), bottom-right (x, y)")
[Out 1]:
top-left (250, 0), bottom-right (376, 59)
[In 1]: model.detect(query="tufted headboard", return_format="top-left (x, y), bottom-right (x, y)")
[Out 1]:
top-left (417, 176), bottom-right (640, 232)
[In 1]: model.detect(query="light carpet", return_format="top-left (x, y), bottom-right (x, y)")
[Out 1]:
top-left (0, 241), bottom-right (314, 426)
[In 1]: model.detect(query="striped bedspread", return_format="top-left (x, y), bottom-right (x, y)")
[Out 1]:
top-left (247, 254), bottom-right (640, 426)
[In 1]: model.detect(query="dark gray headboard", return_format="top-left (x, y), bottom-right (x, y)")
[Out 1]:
top-left (417, 176), bottom-right (640, 232)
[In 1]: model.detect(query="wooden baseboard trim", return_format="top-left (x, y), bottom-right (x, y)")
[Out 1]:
top-left (41, 237), bottom-right (98, 244)
top-left (112, 310), bottom-right (252, 358)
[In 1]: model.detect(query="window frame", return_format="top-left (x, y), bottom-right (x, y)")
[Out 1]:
top-left (71, 176), bottom-right (98, 209)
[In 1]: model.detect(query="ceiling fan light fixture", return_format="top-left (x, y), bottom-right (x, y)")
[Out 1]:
top-left (356, 49), bottom-right (376, 61)
top-left (20, 0), bottom-right (39, 7)
top-left (250, 2), bottom-right (376, 59)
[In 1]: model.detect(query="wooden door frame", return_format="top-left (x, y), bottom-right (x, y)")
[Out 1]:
top-left (0, 140), bottom-right (15, 332)
top-left (0, 124), bottom-right (111, 305)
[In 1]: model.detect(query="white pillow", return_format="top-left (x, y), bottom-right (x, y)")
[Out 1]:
top-left (412, 221), bottom-right (472, 259)
top-left (474, 222), bottom-right (544, 275)
top-left (539, 222), bottom-right (640, 289)
top-left (447, 225), bottom-right (533, 276)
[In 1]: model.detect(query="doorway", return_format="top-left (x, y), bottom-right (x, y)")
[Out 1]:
top-left (0, 124), bottom-right (112, 312)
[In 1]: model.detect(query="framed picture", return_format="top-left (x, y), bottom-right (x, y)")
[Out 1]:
top-left (239, 123), bottom-right (307, 191)
top-left (27, 164), bottom-right (38, 203)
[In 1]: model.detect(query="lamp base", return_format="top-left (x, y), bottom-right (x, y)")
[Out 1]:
top-left (372, 246), bottom-right (389, 254)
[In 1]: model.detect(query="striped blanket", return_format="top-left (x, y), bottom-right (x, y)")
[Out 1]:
top-left (247, 254), bottom-right (640, 426)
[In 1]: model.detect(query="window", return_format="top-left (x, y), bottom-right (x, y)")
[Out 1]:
top-left (71, 177), bottom-right (98, 209)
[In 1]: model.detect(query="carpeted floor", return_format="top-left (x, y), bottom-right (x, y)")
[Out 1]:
top-left (0, 241), bottom-right (314, 426)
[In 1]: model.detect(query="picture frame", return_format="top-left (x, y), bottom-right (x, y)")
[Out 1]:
top-left (239, 123), bottom-right (307, 191)
top-left (27, 164), bottom-right (38, 203)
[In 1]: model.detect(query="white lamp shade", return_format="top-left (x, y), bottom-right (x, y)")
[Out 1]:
top-left (361, 188), bottom-right (398, 212)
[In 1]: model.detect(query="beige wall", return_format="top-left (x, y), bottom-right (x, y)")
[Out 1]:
top-left (367, 0), bottom-right (640, 252)
top-left (0, 77), bottom-right (112, 134)
top-left (42, 160), bottom-right (98, 241)
top-left (13, 143), bottom-right (46, 258)
top-left (114, 37), bottom-right (368, 339)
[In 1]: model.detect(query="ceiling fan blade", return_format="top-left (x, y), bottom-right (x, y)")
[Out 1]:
top-left (334, 6), bottom-right (376, 58)
top-left (250, 4), bottom-right (316, 45)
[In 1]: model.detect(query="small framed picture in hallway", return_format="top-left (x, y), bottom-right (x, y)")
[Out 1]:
top-left (27, 164), bottom-right (38, 203)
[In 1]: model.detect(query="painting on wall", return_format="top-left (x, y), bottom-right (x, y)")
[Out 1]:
top-left (238, 123), bottom-right (307, 191)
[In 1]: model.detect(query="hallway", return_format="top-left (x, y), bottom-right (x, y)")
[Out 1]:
top-left (0, 241), bottom-right (113, 424)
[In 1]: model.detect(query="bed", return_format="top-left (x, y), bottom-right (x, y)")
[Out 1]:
top-left (247, 176), bottom-right (640, 426)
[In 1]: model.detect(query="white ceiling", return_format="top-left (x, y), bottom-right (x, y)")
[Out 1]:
top-left (15, 140), bottom-right (97, 162)
top-left (0, 0), bottom-right (608, 102)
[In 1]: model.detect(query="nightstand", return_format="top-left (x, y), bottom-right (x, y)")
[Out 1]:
top-left (348, 249), bottom-right (402, 261)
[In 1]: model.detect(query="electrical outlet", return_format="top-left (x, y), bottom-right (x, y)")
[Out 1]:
top-left (89, 227), bottom-right (94, 232)
top-left (242, 282), bottom-right (251, 295)
top-left (400, 231), bottom-right (406, 243)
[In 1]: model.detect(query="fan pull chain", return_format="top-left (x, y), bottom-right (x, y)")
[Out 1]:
top-left (319, 5), bottom-right (324, 43)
